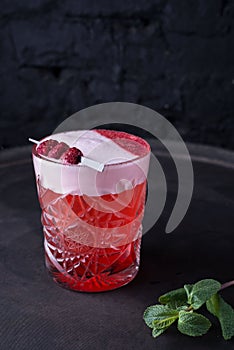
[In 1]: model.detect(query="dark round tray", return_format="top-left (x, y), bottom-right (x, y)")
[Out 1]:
top-left (0, 143), bottom-right (234, 350)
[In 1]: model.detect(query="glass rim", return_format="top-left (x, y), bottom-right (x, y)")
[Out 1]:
top-left (32, 130), bottom-right (151, 169)
top-left (32, 144), bottom-right (151, 169)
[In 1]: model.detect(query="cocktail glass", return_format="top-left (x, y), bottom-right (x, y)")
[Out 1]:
top-left (32, 130), bottom-right (150, 292)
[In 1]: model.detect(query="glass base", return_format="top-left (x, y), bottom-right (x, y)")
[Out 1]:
top-left (44, 237), bottom-right (141, 292)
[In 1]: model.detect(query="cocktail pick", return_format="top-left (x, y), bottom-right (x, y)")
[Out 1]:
top-left (29, 138), bottom-right (104, 172)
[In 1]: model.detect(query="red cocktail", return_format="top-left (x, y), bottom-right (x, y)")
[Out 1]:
top-left (32, 130), bottom-right (150, 292)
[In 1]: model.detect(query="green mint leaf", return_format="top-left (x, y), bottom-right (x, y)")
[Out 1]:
top-left (143, 305), bottom-right (169, 328)
top-left (143, 305), bottom-right (178, 329)
top-left (178, 310), bottom-right (211, 337)
top-left (152, 327), bottom-right (169, 338)
top-left (152, 311), bottom-right (179, 330)
top-left (159, 288), bottom-right (188, 309)
top-left (206, 293), bottom-right (234, 340)
top-left (189, 279), bottom-right (221, 309)
top-left (177, 305), bottom-right (189, 311)
top-left (184, 284), bottom-right (193, 303)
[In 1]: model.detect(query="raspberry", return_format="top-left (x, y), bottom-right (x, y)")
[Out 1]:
top-left (61, 147), bottom-right (83, 164)
top-left (47, 142), bottom-right (69, 159)
top-left (37, 139), bottom-right (58, 156)
top-left (37, 139), bottom-right (83, 164)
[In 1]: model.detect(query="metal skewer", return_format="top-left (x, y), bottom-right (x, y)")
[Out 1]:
top-left (29, 138), bottom-right (104, 172)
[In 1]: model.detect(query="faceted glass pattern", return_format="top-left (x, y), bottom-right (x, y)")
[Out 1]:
top-left (38, 180), bottom-right (146, 292)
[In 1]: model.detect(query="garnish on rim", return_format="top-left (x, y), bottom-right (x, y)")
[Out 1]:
top-left (29, 138), bottom-right (104, 171)
top-left (61, 147), bottom-right (83, 164)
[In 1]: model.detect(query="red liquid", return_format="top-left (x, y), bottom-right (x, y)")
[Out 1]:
top-left (39, 181), bottom-right (146, 292)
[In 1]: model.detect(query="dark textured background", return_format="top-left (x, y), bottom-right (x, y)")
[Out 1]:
top-left (0, 0), bottom-right (234, 149)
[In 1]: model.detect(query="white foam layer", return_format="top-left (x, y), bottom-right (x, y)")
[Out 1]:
top-left (33, 130), bottom-right (150, 195)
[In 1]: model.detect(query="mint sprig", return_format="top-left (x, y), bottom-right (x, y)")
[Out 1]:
top-left (143, 278), bottom-right (234, 340)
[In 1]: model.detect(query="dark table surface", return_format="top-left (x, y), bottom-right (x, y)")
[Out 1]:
top-left (0, 143), bottom-right (234, 350)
